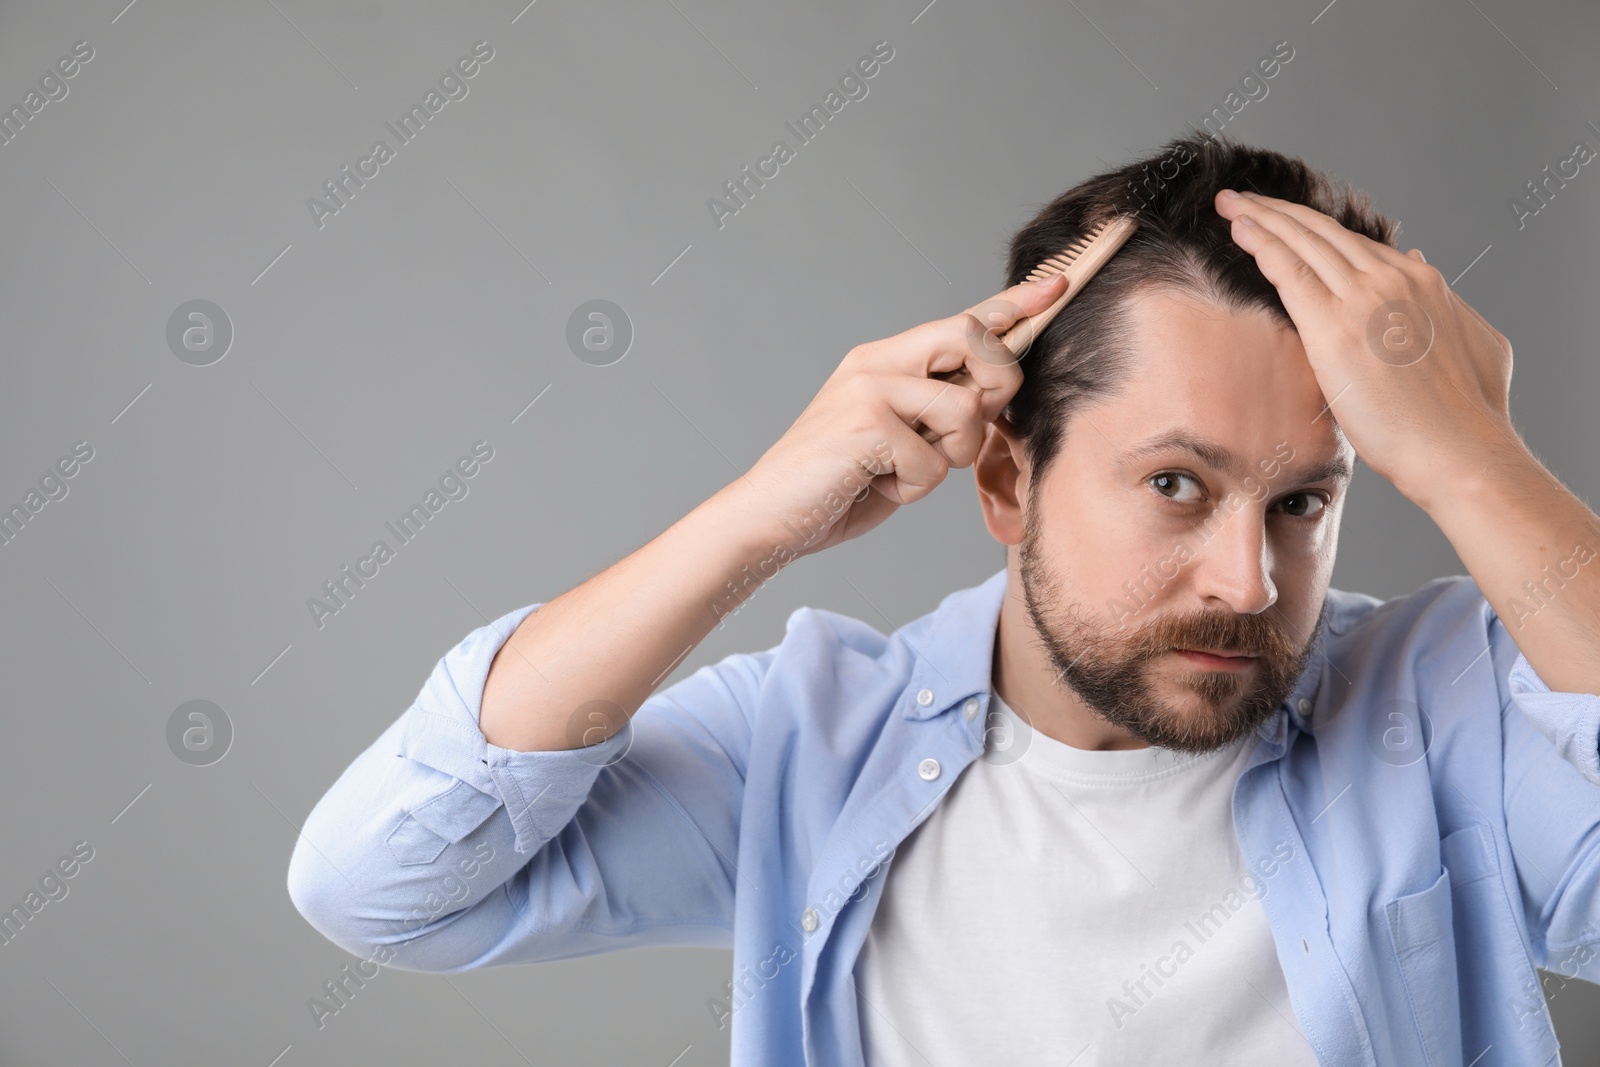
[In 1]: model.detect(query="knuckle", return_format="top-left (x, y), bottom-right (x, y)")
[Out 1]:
top-left (1375, 263), bottom-right (1413, 293)
top-left (841, 370), bottom-right (879, 404)
top-left (953, 313), bottom-right (992, 352)
top-left (950, 308), bottom-right (984, 332)
top-left (945, 384), bottom-right (983, 419)
top-left (843, 341), bottom-right (875, 367)
top-left (866, 437), bottom-right (897, 472)
top-left (944, 437), bottom-right (980, 469)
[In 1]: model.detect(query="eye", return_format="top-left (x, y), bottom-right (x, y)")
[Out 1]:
top-left (1149, 471), bottom-right (1205, 503)
top-left (1274, 491), bottom-right (1329, 519)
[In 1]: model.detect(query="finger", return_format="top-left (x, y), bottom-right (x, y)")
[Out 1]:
top-left (1225, 190), bottom-right (1410, 276)
top-left (1222, 207), bottom-right (1340, 325)
top-left (1407, 248), bottom-right (1426, 264)
top-left (873, 314), bottom-right (1023, 425)
top-left (1218, 191), bottom-right (1362, 294)
top-left (960, 271), bottom-right (1068, 358)
top-left (857, 273), bottom-right (1064, 427)
top-left (870, 415), bottom-right (957, 506)
top-left (923, 271), bottom-right (1067, 375)
top-left (873, 373), bottom-right (989, 466)
top-left (926, 274), bottom-right (1066, 403)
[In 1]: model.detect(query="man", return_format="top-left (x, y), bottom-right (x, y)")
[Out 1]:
top-left (288, 133), bottom-right (1600, 1066)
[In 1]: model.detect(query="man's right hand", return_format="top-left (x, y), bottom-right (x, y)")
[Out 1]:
top-left (722, 271), bottom-right (1068, 560)
top-left (478, 271), bottom-right (1066, 753)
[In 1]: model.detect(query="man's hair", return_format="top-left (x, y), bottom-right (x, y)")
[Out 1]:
top-left (1001, 131), bottom-right (1400, 486)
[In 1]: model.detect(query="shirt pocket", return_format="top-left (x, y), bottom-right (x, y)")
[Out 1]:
top-left (386, 778), bottom-right (502, 867)
top-left (1385, 863), bottom-right (1462, 1067)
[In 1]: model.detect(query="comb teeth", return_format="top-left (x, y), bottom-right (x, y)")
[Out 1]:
top-left (922, 213), bottom-right (1138, 401)
top-left (1023, 217), bottom-right (1118, 282)
top-left (999, 213), bottom-right (1139, 358)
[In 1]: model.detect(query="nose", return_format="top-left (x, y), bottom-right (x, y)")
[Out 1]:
top-left (1189, 493), bottom-right (1277, 616)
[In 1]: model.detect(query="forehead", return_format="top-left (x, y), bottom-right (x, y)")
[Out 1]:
top-left (1088, 286), bottom-right (1349, 471)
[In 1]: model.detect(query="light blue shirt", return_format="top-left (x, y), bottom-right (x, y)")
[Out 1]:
top-left (288, 566), bottom-right (1600, 1066)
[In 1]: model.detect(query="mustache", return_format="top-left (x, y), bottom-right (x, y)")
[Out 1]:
top-left (1129, 608), bottom-right (1302, 660)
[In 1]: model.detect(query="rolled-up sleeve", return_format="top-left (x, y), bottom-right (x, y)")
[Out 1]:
top-left (286, 601), bottom-right (776, 974)
top-left (1493, 608), bottom-right (1600, 979)
top-left (1504, 645), bottom-right (1600, 788)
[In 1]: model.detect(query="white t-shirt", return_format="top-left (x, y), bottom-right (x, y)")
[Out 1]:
top-left (853, 690), bottom-right (1320, 1066)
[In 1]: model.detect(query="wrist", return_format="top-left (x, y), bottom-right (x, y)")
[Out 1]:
top-left (1402, 439), bottom-right (1542, 522)
top-left (684, 486), bottom-right (809, 631)
top-left (700, 480), bottom-right (801, 559)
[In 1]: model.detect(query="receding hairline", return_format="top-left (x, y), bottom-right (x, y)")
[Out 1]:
top-left (1116, 276), bottom-right (1299, 333)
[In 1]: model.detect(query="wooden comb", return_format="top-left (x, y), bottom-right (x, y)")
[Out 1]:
top-left (918, 213), bottom-right (1139, 443)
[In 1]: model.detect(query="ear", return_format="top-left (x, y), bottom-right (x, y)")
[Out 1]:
top-left (973, 414), bottom-right (1029, 546)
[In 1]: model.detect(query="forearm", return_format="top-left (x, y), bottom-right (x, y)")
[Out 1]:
top-left (1418, 444), bottom-right (1600, 695)
top-left (478, 481), bottom-right (784, 752)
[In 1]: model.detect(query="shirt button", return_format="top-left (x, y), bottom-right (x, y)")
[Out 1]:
top-left (918, 757), bottom-right (941, 781)
top-left (1297, 697), bottom-right (1312, 716)
top-left (801, 907), bottom-right (818, 932)
top-left (963, 698), bottom-right (980, 719)
top-left (916, 688), bottom-right (935, 707)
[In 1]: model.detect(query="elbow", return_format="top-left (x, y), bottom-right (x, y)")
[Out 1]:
top-left (286, 832), bottom-right (383, 961)
top-left (285, 837), bottom-right (491, 975)
top-left (285, 843), bottom-right (415, 967)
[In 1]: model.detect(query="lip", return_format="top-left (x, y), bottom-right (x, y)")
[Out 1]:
top-left (1173, 648), bottom-right (1258, 671)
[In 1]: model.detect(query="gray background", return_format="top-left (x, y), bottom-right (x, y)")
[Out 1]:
top-left (2, 0), bottom-right (1597, 1063)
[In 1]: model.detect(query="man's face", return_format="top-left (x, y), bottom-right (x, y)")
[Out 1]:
top-left (1014, 287), bottom-right (1354, 752)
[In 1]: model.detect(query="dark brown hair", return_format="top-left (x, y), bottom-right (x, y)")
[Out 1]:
top-left (1001, 131), bottom-right (1399, 486)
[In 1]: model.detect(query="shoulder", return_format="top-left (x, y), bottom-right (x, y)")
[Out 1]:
top-left (768, 597), bottom-right (924, 697)
top-left (1324, 574), bottom-right (1490, 646)
top-left (1320, 574), bottom-right (1506, 725)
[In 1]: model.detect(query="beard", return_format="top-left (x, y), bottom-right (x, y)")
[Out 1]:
top-left (1016, 499), bottom-right (1325, 754)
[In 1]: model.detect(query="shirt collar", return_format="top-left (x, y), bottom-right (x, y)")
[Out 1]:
top-left (899, 565), bottom-right (1327, 745)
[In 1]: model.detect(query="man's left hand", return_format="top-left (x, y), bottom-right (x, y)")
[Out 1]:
top-left (1213, 188), bottom-right (1520, 511)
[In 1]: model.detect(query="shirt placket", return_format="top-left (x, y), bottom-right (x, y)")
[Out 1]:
top-left (1234, 716), bottom-right (1379, 1067)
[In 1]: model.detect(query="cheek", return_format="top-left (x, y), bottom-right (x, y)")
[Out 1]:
top-left (1270, 511), bottom-right (1342, 629)
top-left (1066, 493), bottom-right (1174, 591)
top-left (1291, 503), bottom-right (1344, 575)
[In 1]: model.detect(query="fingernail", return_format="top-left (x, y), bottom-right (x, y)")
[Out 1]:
top-left (1220, 188), bottom-right (1240, 199)
top-left (1034, 272), bottom-right (1062, 286)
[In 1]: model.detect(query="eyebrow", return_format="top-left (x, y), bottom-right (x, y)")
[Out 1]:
top-left (1120, 429), bottom-right (1353, 486)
